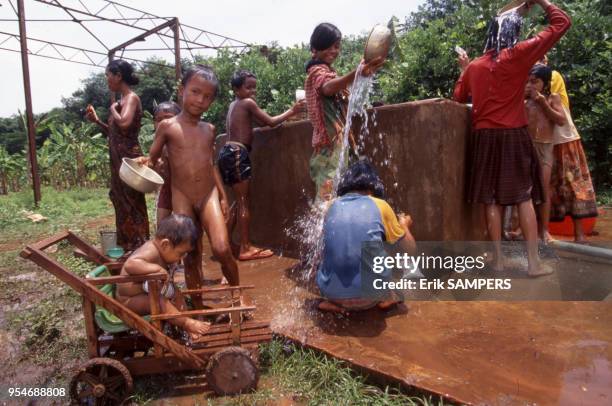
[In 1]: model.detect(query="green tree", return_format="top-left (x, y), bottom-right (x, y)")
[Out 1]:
top-left (549, 0), bottom-right (612, 189)
top-left (0, 146), bottom-right (25, 194)
top-left (134, 59), bottom-right (178, 113)
top-left (62, 72), bottom-right (110, 123)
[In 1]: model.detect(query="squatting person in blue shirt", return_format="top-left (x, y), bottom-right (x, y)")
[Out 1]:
top-left (316, 160), bottom-right (416, 314)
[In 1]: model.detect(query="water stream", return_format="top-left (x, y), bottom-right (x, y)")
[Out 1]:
top-left (276, 64), bottom-right (378, 332)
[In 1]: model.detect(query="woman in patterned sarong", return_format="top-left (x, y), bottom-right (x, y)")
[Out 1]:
top-left (86, 60), bottom-right (149, 251)
top-left (550, 104), bottom-right (598, 243)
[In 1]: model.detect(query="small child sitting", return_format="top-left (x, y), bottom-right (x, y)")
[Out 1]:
top-left (316, 160), bottom-right (416, 314)
top-left (115, 214), bottom-right (210, 339)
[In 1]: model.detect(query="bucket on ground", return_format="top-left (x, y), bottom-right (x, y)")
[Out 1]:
top-left (99, 230), bottom-right (118, 255)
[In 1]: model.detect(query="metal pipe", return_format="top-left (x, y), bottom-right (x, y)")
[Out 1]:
top-left (107, 51), bottom-right (115, 104)
top-left (549, 240), bottom-right (612, 261)
top-left (17, 0), bottom-right (41, 205)
top-left (34, 0), bottom-right (250, 50)
top-left (0, 30), bottom-right (178, 70)
top-left (173, 18), bottom-right (181, 83)
top-left (107, 19), bottom-right (176, 55)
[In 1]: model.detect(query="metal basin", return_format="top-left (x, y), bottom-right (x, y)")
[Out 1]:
top-left (498, 0), bottom-right (530, 16)
top-left (119, 157), bottom-right (164, 193)
top-left (364, 24), bottom-right (392, 63)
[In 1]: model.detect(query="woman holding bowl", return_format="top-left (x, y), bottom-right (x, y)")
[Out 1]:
top-left (86, 59), bottom-right (149, 251)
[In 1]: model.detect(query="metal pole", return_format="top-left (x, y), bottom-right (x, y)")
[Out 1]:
top-left (549, 240), bottom-right (612, 261)
top-left (173, 18), bottom-right (181, 82)
top-left (17, 0), bottom-right (41, 205)
top-left (173, 18), bottom-right (181, 106)
top-left (108, 51), bottom-right (115, 103)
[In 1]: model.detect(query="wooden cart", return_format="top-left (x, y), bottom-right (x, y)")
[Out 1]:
top-left (21, 231), bottom-right (272, 404)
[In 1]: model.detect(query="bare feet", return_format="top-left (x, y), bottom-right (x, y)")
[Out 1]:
top-left (183, 318), bottom-right (211, 340)
top-left (377, 300), bottom-right (400, 310)
top-left (317, 300), bottom-right (348, 315)
top-left (491, 260), bottom-right (504, 272)
top-left (506, 230), bottom-right (524, 241)
top-left (528, 261), bottom-right (554, 278)
top-left (542, 231), bottom-right (555, 245)
top-left (484, 253), bottom-right (504, 272)
top-left (238, 246), bottom-right (274, 261)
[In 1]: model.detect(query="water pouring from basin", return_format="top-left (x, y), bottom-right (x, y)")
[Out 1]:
top-left (289, 25), bottom-right (389, 288)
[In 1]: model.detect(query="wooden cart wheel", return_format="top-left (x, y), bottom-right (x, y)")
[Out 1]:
top-left (206, 346), bottom-right (259, 396)
top-left (69, 357), bottom-right (133, 405)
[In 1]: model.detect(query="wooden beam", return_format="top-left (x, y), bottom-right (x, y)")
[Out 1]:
top-left (180, 285), bottom-right (255, 295)
top-left (67, 232), bottom-right (111, 264)
top-left (29, 230), bottom-right (70, 251)
top-left (205, 321), bottom-right (269, 335)
top-left (82, 297), bottom-right (100, 358)
top-left (192, 334), bottom-right (272, 349)
top-left (148, 280), bottom-right (164, 358)
top-left (149, 306), bottom-right (256, 321)
top-left (191, 328), bottom-right (271, 346)
top-left (230, 289), bottom-right (241, 345)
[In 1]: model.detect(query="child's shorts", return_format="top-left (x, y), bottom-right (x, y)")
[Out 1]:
top-left (218, 141), bottom-right (252, 186)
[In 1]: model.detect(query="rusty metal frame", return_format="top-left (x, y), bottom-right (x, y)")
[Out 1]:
top-left (2, 0), bottom-right (253, 204)
top-left (0, 30), bottom-right (175, 69)
top-left (16, 0), bottom-right (41, 204)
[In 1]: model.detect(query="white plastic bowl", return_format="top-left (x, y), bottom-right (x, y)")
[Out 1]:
top-left (119, 157), bottom-right (164, 193)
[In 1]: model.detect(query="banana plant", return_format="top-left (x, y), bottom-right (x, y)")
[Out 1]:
top-left (139, 110), bottom-right (155, 154)
top-left (0, 146), bottom-right (26, 194)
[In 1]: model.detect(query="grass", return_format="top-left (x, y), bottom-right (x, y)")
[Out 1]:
top-left (127, 340), bottom-right (451, 406)
top-left (0, 186), bottom-right (157, 243)
top-left (3, 249), bottom-right (93, 367)
top-left (252, 340), bottom-right (450, 406)
top-left (0, 186), bottom-right (113, 242)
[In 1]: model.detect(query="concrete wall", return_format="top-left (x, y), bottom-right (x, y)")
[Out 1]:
top-left (217, 98), bottom-right (486, 255)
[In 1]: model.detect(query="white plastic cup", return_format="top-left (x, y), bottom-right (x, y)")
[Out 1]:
top-left (454, 45), bottom-right (467, 57)
top-left (295, 89), bottom-right (306, 102)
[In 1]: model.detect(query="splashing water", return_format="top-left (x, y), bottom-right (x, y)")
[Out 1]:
top-left (287, 63), bottom-right (376, 285)
top-left (485, 9), bottom-right (524, 54)
top-left (276, 65), bottom-right (377, 330)
top-left (333, 63), bottom-right (375, 182)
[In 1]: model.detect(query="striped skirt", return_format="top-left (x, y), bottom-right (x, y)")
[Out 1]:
top-left (468, 127), bottom-right (543, 206)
